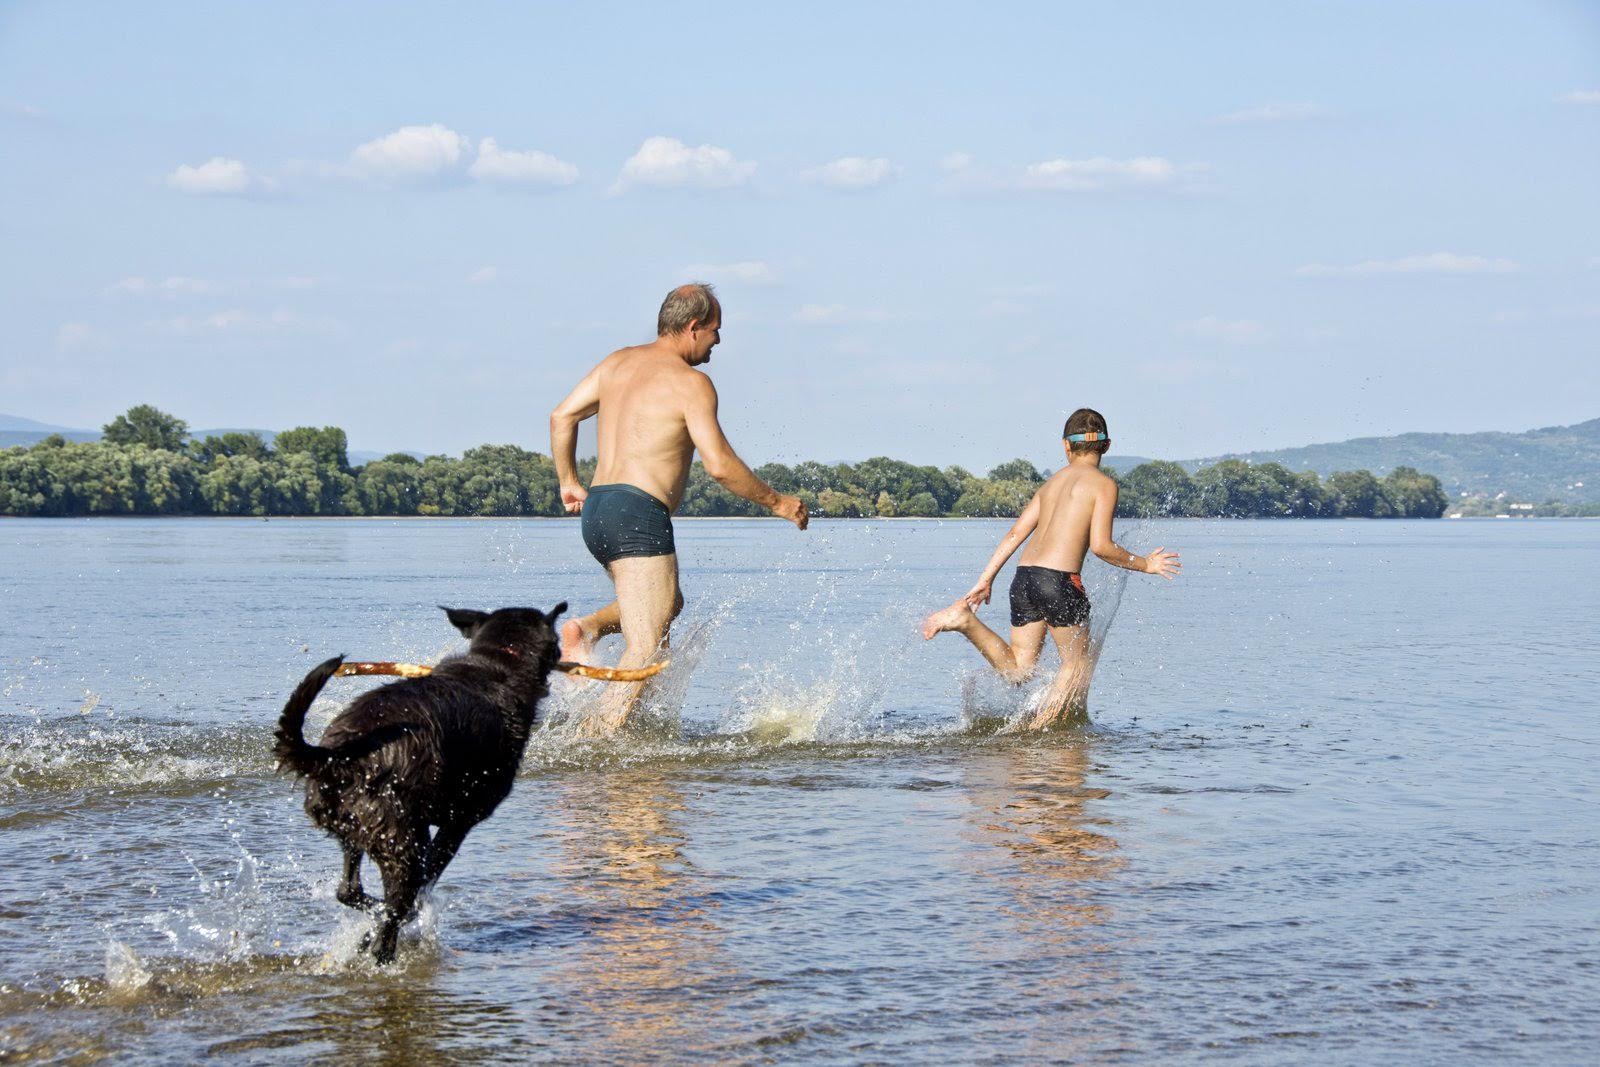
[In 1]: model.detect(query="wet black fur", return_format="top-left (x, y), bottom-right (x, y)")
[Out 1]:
top-left (274, 604), bottom-right (566, 963)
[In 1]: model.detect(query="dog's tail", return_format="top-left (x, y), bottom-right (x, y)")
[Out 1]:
top-left (274, 655), bottom-right (344, 776)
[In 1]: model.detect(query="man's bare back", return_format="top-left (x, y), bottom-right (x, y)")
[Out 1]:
top-left (587, 343), bottom-right (706, 509)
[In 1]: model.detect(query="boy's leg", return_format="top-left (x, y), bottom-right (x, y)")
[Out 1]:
top-left (576, 554), bottom-right (680, 738)
top-left (561, 600), bottom-right (621, 662)
top-left (922, 599), bottom-right (1044, 683)
top-left (1022, 624), bottom-right (1093, 730)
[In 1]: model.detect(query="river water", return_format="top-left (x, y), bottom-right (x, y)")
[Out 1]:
top-left (2, 517), bottom-right (1597, 1063)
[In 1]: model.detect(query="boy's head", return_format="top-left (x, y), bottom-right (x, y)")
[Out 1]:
top-left (1063, 408), bottom-right (1110, 456)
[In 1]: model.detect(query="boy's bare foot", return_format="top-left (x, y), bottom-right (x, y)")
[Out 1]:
top-left (559, 618), bottom-right (595, 663)
top-left (921, 599), bottom-right (975, 640)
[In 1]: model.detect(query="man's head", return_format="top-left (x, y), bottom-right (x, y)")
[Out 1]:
top-left (657, 282), bottom-right (721, 364)
top-left (1063, 408), bottom-right (1110, 456)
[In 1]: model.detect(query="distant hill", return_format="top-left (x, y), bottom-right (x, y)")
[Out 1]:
top-left (1190, 418), bottom-right (1600, 504)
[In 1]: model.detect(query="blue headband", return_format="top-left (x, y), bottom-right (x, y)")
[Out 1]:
top-left (1065, 432), bottom-right (1108, 443)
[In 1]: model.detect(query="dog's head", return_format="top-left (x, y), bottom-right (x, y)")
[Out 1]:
top-left (440, 603), bottom-right (566, 667)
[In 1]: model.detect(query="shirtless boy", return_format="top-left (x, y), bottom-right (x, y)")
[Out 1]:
top-left (921, 408), bottom-right (1179, 729)
top-left (550, 283), bottom-right (808, 737)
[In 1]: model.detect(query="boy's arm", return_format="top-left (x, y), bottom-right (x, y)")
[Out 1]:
top-left (549, 363), bottom-right (603, 514)
top-left (683, 374), bottom-right (808, 529)
top-left (964, 491), bottom-right (1043, 606)
top-left (1090, 480), bottom-right (1180, 578)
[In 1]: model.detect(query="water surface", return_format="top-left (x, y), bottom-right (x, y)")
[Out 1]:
top-left (2, 518), bottom-right (1597, 1063)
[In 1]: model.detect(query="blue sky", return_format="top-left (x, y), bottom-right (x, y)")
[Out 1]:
top-left (2, 1), bottom-right (1596, 469)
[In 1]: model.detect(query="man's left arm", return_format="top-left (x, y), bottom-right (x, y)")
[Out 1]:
top-left (550, 366), bottom-right (602, 514)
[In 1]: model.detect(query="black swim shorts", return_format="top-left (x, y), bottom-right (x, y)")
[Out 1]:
top-left (581, 483), bottom-right (677, 566)
top-left (1009, 565), bottom-right (1091, 628)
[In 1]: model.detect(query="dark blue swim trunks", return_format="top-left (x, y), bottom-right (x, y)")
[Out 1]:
top-left (1009, 565), bottom-right (1090, 628)
top-left (581, 483), bottom-right (676, 566)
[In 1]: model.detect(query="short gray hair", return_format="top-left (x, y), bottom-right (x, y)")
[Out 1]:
top-left (657, 282), bottom-right (719, 336)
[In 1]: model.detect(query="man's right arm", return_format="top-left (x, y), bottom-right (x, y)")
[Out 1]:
top-left (549, 365), bottom-right (603, 515)
top-left (683, 375), bottom-right (808, 529)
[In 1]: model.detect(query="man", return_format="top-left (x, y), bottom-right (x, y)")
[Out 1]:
top-left (920, 407), bottom-right (1179, 729)
top-left (550, 282), bottom-right (809, 737)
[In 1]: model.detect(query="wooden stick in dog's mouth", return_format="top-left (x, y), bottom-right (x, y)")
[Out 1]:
top-left (333, 660), bottom-right (668, 682)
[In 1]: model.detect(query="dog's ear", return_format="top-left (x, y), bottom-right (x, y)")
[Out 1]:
top-left (440, 606), bottom-right (489, 638)
top-left (547, 602), bottom-right (568, 624)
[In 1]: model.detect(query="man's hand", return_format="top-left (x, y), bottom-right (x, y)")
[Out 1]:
top-left (560, 483), bottom-right (588, 515)
top-left (964, 579), bottom-right (993, 608)
top-left (1143, 547), bottom-right (1181, 579)
top-left (773, 494), bottom-right (809, 530)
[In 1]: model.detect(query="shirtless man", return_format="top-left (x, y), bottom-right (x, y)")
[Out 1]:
top-left (550, 283), bottom-right (809, 737)
top-left (921, 408), bottom-right (1179, 729)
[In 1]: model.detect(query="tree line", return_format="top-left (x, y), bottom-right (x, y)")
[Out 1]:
top-left (0, 405), bottom-right (1449, 519)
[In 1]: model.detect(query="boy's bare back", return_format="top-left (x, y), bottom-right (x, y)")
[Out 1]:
top-left (1017, 465), bottom-right (1117, 573)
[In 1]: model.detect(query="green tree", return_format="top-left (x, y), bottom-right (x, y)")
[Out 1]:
top-left (198, 455), bottom-right (278, 515)
top-left (1327, 469), bottom-right (1394, 518)
top-left (987, 458), bottom-right (1044, 484)
top-left (357, 458), bottom-right (423, 515)
top-left (1116, 461), bottom-right (1195, 517)
top-left (102, 404), bottom-right (188, 451)
top-left (275, 426), bottom-right (350, 471)
top-left (1382, 466), bottom-right (1448, 518)
top-left (187, 431), bottom-right (270, 467)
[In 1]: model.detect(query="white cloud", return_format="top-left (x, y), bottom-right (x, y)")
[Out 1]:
top-left (1295, 253), bottom-right (1520, 277)
top-left (793, 304), bottom-right (892, 325)
top-left (1019, 156), bottom-right (1183, 192)
top-left (468, 137), bottom-right (579, 186)
top-left (1177, 316), bottom-right (1268, 342)
top-left (2, 100), bottom-right (45, 119)
top-left (680, 261), bottom-right (777, 285)
top-left (612, 136), bottom-right (756, 192)
top-left (943, 152), bottom-right (1204, 194)
top-left (1558, 90), bottom-right (1600, 104)
top-left (466, 266), bottom-right (498, 285)
top-left (57, 322), bottom-right (105, 349)
top-left (1209, 101), bottom-right (1333, 125)
top-left (167, 157), bottom-right (261, 196)
top-left (107, 276), bottom-right (224, 297)
top-left (350, 124), bottom-right (468, 183)
top-left (153, 308), bottom-right (341, 336)
top-left (803, 156), bottom-right (894, 190)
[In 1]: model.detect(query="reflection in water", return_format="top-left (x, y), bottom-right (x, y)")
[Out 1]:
top-left (542, 768), bottom-right (731, 1058)
top-left (960, 739), bottom-right (1129, 1058)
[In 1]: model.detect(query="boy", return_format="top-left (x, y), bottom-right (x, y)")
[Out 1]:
top-left (920, 408), bottom-right (1180, 729)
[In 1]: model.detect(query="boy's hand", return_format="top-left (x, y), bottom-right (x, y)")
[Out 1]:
top-left (560, 483), bottom-right (587, 514)
top-left (1143, 547), bottom-right (1181, 579)
top-left (964, 579), bottom-right (993, 608)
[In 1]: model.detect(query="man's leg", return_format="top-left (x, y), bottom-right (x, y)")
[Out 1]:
top-left (922, 599), bottom-right (1045, 684)
top-left (576, 553), bottom-right (680, 738)
top-left (1021, 624), bottom-right (1093, 730)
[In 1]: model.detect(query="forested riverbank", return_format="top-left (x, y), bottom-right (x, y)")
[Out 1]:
top-left (1, 406), bottom-right (1449, 519)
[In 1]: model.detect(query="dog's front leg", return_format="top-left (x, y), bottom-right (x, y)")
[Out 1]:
top-left (336, 842), bottom-right (379, 911)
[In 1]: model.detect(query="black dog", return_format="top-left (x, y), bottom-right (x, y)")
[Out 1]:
top-left (275, 604), bottom-right (565, 963)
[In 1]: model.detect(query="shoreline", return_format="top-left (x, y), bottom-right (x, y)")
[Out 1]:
top-left (3, 514), bottom-right (1592, 522)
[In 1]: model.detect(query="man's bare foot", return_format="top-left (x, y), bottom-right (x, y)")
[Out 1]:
top-left (920, 599), bottom-right (974, 640)
top-left (560, 618), bottom-right (595, 663)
